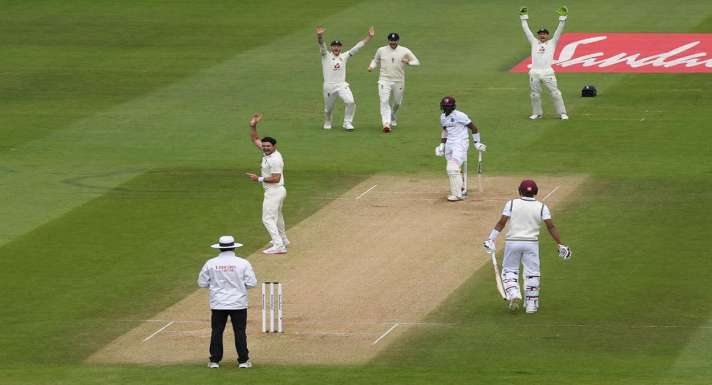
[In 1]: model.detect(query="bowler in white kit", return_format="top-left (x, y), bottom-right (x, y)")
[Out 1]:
top-left (368, 32), bottom-right (420, 133)
top-left (434, 96), bottom-right (486, 201)
top-left (246, 113), bottom-right (289, 254)
top-left (520, 6), bottom-right (569, 120)
top-left (483, 180), bottom-right (572, 313)
top-left (316, 25), bottom-right (375, 131)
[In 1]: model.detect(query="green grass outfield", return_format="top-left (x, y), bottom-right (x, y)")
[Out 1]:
top-left (1, 0), bottom-right (712, 384)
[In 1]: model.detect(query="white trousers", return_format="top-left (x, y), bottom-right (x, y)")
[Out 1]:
top-left (502, 241), bottom-right (541, 302)
top-left (377, 80), bottom-right (404, 126)
top-left (529, 69), bottom-right (567, 115)
top-left (323, 83), bottom-right (355, 125)
top-left (262, 186), bottom-right (287, 248)
top-left (445, 140), bottom-right (469, 165)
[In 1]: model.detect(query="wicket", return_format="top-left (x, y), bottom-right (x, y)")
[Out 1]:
top-left (261, 282), bottom-right (283, 333)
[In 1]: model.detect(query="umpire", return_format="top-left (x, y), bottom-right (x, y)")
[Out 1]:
top-left (198, 235), bottom-right (257, 369)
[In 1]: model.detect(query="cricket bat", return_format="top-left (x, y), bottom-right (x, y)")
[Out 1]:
top-left (489, 250), bottom-right (507, 300)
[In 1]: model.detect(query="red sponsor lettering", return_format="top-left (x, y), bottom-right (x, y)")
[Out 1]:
top-left (511, 33), bottom-right (712, 73)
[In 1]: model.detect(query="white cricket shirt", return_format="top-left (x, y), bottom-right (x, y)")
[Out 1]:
top-left (502, 197), bottom-right (551, 241)
top-left (521, 17), bottom-right (566, 70)
top-left (197, 251), bottom-right (257, 310)
top-left (370, 45), bottom-right (420, 82)
top-left (320, 41), bottom-right (365, 84)
top-left (440, 110), bottom-right (472, 143)
top-left (261, 150), bottom-right (285, 190)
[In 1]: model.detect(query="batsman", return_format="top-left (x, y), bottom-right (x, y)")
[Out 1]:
top-left (483, 179), bottom-right (572, 313)
top-left (435, 96), bottom-right (486, 201)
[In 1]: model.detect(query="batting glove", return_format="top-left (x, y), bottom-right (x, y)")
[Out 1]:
top-left (520, 6), bottom-right (528, 19)
top-left (435, 143), bottom-right (445, 157)
top-left (474, 142), bottom-right (487, 152)
top-left (558, 244), bottom-right (572, 260)
top-left (556, 5), bottom-right (568, 17)
top-left (483, 239), bottom-right (496, 253)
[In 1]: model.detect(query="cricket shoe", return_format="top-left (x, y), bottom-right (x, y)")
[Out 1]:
top-left (237, 361), bottom-right (252, 369)
top-left (323, 122), bottom-right (332, 129)
top-left (391, 119), bottom-right (397, 127)
top-left (383, 126), bottom-right (391, 133)
top-left (529, 114), bottom-right (543, 120)
top-left (208, 362), bottom-right (219, 369)
top-left (282, 238), bottom-right (290, 247)
top-left (525, 298), bottom-right (539, 314)
top-left (560, 113), bottom-right (569, 120)
top-left (343, 122), bottom-right (354, 131)
top-left (263, 245), bottom-right (287, 254)
top-left (447, 195), bottom-right (463, 202)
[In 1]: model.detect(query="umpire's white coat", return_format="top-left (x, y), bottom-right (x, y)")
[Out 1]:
top-left (198, 251), bottom-right (257, 310)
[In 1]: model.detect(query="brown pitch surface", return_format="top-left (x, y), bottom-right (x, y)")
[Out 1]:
top-left (87, 175), bottom-right (584, 365)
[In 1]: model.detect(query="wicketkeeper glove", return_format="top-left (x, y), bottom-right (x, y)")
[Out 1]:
top-left (435, 143), bottom-right (445, 157)
top-left (520, 6), bottom-right (528, 15)
top-left (556, 5), bottom-right (568, 18)
top-left (474, 142), bottom-right (487, 152)
top-left (558, 244), bottom-right (572, 260)
top-left (483, 239), bottom-right (496, 253)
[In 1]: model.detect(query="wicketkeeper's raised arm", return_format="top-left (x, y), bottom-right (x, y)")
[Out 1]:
top-left (519, 7), bottom-right (537, 44)
top-left (249, 113), bottom-right (263, 149)
top-left (552, 6), bottom-right (568, 42)
top-left (316, 25), bottom-right (327, 55)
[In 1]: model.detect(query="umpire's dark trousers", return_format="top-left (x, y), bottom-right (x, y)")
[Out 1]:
top-left (209, 308), bottom-right (249, 364)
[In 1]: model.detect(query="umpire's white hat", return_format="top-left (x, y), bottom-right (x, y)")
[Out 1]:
top-left (211, 235), bottom-right (243, 249)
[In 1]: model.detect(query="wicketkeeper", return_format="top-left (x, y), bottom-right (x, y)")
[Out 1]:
top-left (483, 180), bottom-right (571, 313)
top-left (520, 5), bottom-right (569, 120)
top-left (434, 96), bottom-right (486, 201)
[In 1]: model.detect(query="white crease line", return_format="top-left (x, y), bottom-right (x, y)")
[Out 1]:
top-left (372, 322), bottom-right (400, 345)
top-left (355, 184), bottom-right (377, 200)
top-left (142, 321), bottom-right (175, 342)
top-left (541, 185), bottom-right (560, 202)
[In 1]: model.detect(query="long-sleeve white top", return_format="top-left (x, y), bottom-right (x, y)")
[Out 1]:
top-left (369, 45), bottom-right (420, 82)
top-left (521, 16), bottom-right (566, 70)
top-left (197, 251), bottom-right (257, 310)
top-left (320, 41), bottom-right (365, 84)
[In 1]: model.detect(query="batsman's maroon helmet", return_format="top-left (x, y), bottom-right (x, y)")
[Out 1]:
top-left (440, 96), bottom-right (456, 114)
top-left (518, 179), bottom-right (539, 196)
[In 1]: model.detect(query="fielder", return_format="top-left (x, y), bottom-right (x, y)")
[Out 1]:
top-left (483, 180), bottom-right (572, 313)
top-left (316, 25), bottom-right (375, 131)
top-left (435, 96), bottom-right (486, 202)
top-left (368, 32), bottom-right (420, 133)
top-left (520, 6), bottom-right (569, 120)
top-left (246, 113), bottom-right (289, 254)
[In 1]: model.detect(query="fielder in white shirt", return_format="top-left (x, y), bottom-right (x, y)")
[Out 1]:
top-left (246, 113), bottom-right (289, 254)
top-left (316, 25), bottom-right (374, 131)
top-left (483, 180), bottom-right (572, 314)
top-left (434, 96), bottom-right (486, 201)
top-left (520, 6), bottom-right (569, 120)
top-left (198, 235), bottom-right (257, 368)
top-left (368, 32), bottom-right (420, 133)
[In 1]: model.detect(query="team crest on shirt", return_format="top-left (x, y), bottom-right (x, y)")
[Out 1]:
top-left (333, 63), bottom-right (341, 70)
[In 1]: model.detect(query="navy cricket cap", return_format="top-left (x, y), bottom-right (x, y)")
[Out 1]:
top-left (330, 40), bottom-right (342, 46)
top-left (387, 32), bottom-right (400, 41)
top-left (536, 27), bottom-right (549, 34)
